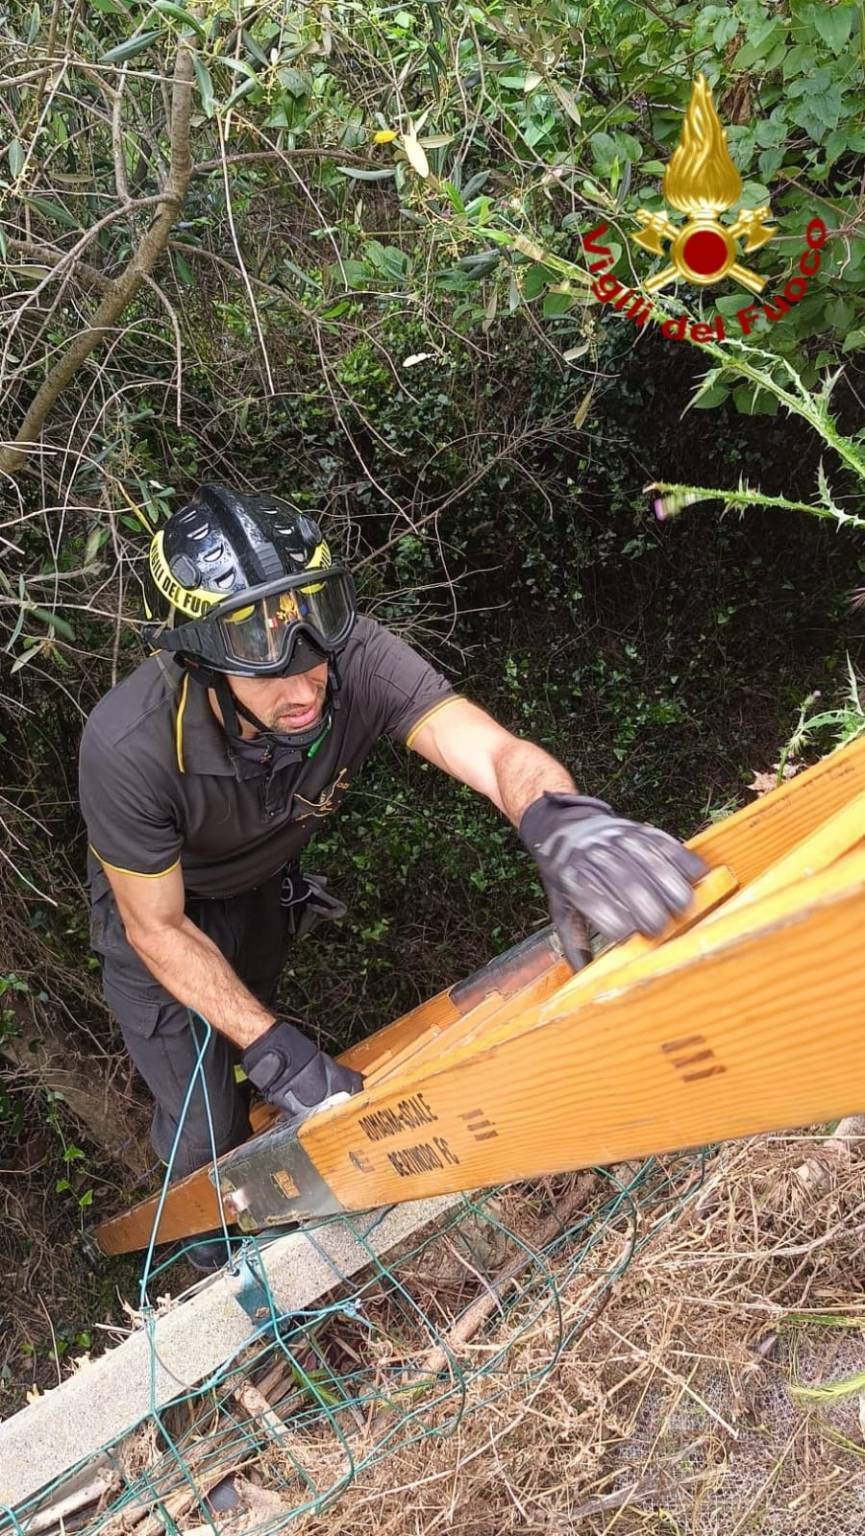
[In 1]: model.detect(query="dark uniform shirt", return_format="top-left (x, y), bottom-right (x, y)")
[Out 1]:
top-left (79, 616), bottom-right (458, 901)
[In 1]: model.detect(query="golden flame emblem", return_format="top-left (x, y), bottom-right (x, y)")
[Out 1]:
top-left (631, 74), bottom-right (777, 294)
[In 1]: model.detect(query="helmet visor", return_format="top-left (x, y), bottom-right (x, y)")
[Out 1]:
top-left (218, 568), bottom-right (355, 669)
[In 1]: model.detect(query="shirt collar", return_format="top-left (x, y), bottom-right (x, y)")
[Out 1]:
top-left (160, 658), bottom-right (237, 776)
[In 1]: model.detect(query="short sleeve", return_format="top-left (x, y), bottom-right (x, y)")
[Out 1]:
top-left (352, 618), bottom-right (459, 744)
top-left (79, 719), bottom-right (182, 878)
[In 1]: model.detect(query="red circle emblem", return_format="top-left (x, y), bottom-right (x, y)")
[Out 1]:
top-left (681, 228), bottom-right (729, 277)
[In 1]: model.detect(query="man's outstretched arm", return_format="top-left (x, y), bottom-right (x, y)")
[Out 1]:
top-left (408, 698), bottom-right (706, 959)
top-left (102, 862), bottom-right (276, 1047)
top-left (407, 698), bottom-right (577, 824)
top-left (101, 862), bottom-right (363, 1113)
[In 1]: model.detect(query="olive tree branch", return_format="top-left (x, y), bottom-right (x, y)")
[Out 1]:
top-left (0, 37), bottom-right (197, 476)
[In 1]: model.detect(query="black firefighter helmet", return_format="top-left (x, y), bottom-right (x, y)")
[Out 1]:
top-left (143, 483), bottom-right (357, 677)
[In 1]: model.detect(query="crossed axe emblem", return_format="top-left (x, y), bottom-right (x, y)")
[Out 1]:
top-left (632, 205), bottom-right (778, 295)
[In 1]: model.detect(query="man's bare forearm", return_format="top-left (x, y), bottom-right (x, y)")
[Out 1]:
top-left (493, 737), bottom-right (576, 827)
top-left (129, 917), bottom-right (275, 1048)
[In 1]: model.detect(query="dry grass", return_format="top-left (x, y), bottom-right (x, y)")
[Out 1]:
top-left (24, 1133), bottom-right (863, 1536)
top-left (271, 1132), bottom-right (865, 1536)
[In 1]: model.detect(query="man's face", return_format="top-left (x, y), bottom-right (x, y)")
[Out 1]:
top-left (227, 660), bottom-right (329, 734)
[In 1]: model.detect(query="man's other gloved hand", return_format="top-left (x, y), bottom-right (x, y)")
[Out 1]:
top-left (520, 792), bottom-right (708, 959)
top-left (241, 1020), bottom-right (363, 1121)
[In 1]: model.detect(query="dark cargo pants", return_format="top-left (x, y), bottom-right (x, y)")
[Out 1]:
top-left (91, 867), bottom-right (339, 1179)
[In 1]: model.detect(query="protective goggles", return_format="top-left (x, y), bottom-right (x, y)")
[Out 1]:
top-left (157, 566), bottom-right (357, 675)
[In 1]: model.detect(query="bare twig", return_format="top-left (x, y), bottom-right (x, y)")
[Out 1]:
top-left (111, 63), bottom-right (130, 204)
top-left (0, 36), bottom-right (197, 475)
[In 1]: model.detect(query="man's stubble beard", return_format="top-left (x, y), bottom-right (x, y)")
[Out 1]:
top-left (270, 693), bottom-right (325, 732)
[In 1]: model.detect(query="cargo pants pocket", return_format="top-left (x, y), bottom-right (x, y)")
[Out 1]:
top-left (102, 972), bottom-right (167, 1040)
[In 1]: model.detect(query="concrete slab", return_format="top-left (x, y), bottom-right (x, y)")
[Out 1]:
top-left (1, 1196), bottom-right (458, 1514)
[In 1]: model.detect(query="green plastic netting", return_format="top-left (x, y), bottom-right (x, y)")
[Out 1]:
top-left (2, 1150), bottom-right (706, 1535)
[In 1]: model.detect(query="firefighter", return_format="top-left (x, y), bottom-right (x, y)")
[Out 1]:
top-left (79, 484), bottom-right (704, 1266)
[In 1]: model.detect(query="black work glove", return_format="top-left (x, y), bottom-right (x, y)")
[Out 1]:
top-left (242, 1020), bottom-right (363, 1121)
top-left (520, 792), bottom-right (708, 962)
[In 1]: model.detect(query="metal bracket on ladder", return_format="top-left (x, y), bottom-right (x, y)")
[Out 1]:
top-left (217, 1112), bottom-right (349, 1229)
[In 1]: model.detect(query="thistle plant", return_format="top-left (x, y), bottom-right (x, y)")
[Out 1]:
top-left (649, 341), bottom-right (865, 533)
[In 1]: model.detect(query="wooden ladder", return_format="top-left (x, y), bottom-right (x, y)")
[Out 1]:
top-left (92, 736), bottom-right (865, 1254)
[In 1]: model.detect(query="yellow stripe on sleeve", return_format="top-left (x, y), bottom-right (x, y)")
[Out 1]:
top-left (405, 695), bottom-right (463, 750)
top-left (89, 846), bottom-right (181, 879)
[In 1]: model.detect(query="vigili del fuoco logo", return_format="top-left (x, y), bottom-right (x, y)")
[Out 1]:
top-left (580, 73), bottom-right (828, 343)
